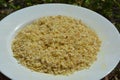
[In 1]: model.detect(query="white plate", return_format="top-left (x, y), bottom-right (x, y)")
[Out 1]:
top-left (0, 4), bottom-right (120, 80)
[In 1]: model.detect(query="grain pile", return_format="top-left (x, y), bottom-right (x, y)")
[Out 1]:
top-left (12, 15), bottom-right (101, 75)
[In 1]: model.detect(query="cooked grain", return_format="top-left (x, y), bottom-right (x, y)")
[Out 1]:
top-left (12, 15), bottom-right (101, 75)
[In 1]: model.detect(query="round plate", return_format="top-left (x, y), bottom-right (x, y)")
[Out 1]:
top-left (0, 4), bottom-right (120, 80)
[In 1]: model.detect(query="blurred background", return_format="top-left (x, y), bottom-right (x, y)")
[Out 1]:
top-left (0, 0), bottom-right (120, 80)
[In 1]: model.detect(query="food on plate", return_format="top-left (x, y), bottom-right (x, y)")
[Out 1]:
top-left (12, 15), bottom-right (101, 75)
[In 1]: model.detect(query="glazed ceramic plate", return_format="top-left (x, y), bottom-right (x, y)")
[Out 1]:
top-left (0, 4), bottom-right (120, 80)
